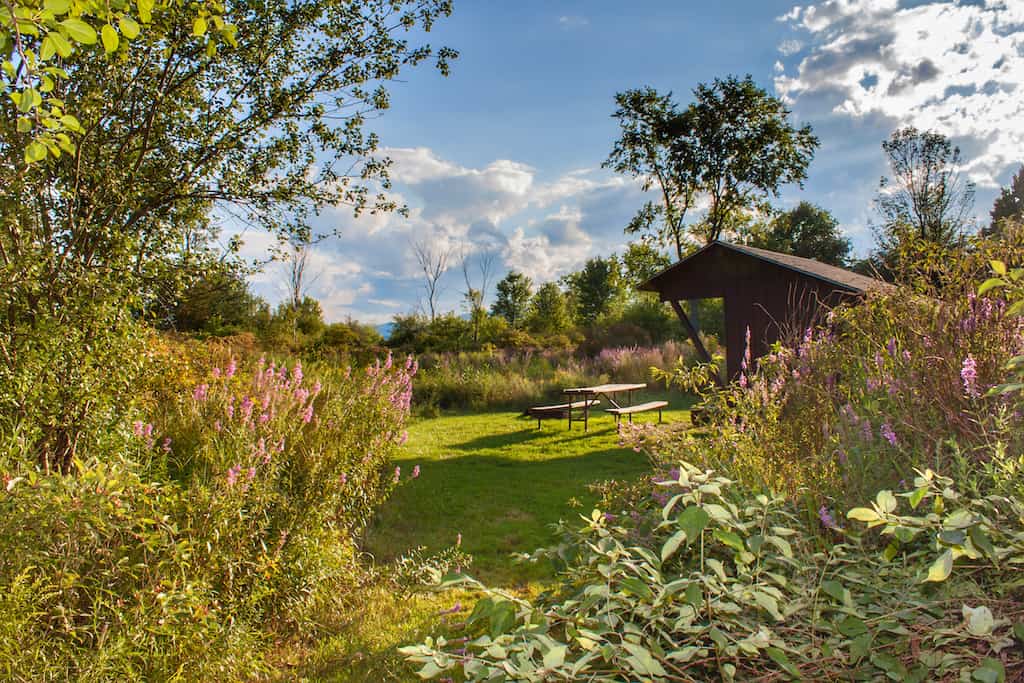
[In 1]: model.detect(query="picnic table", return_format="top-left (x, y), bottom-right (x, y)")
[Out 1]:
top-left (563, 383), bottom-right (651, 432)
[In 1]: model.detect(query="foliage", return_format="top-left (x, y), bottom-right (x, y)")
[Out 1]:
top-left (605, 76), bottom-right (819, 254)
top-left (526, 282), bottom-right (573, 336)
top-left (1, 0), bottom-right (232, 161)
top-left (0, 349), bottom-right (419, 677)
top-left (410, 343), bottom-right (697, 413)
top-left (403, 463), bottom-right (1024, 682)
top-left (741, 201), bottom-right (851, 266)
top-left (563, 256), bottom-right (622, 325)
top-left (874, 126), bottom-right (976, 251)
top-left (491, 271), bottom-right (533, 328)
top-left (621, 241), bottom-right (671, 287)
top-left (988, 165), bottom-right (1024, 237)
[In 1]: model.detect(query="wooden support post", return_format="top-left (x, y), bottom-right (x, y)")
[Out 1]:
top-left (669, 300), bottom-right (724, 387)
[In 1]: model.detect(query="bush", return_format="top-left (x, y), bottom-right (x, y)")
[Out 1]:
top-left (0, 350), bottom-right (419, 677)
top-left (403, 462), bottom-right (1024, 681)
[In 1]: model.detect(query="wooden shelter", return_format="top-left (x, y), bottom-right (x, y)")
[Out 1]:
top-left (639, 241), bottom-right (891, 382)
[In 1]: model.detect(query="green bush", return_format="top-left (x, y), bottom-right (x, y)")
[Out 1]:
top-left (0, 351), bottom-right (419, 677)
top-left (403, 463), bottom-right (1023, 681)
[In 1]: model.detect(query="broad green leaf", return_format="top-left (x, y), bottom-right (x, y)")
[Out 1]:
top-left (925, 549), bottom-right (953, 583)
top-left (193, 16), bottom-right (207, 36)
top-left (713, 529), bottom-right (745, 553)
top-left (137, 0), bottom-right (153, 23)
top-left (661, 530), bottom-right (687, 563)
top-left (849, 633), bottom-right (872, 662)
top-left (677, 505), bottom-right (710, 543)
top-left (820, 579), bottom-right (845, 603)
top-left (964, 605), bottom-right (995, 637)
top-left (119, 16), bottom-right (140, 39)
top-left (621, 642), bottom-right (667, 677)
top-left (978, 278), bottom-right (1004, 295)
top-left (61, 18), bottom-right (97, 44)
top-left (25, 140), bottom-right (48, 163)
top-left (44, 0), bottom-right (71, 12)
top-left (101, 24), bottom-right (119, 52)
top-left (908, 486), bottom-right (928, 510)
top-left (876, 490), bottom-right (897, 513)
top-left (837, 615), bottom-right (868, 637)
top-left (991, 260), bottom-right (1008, 276)
top-left (765, 647), bottom-right (800, 678)
top-left (543, 644), bottom-right (566, 669)
top-left (619, 577), bottom-right (653, 600)
top-left (684, 582), bottom-right (702, 608)
top-left (753, 591), bottom-right (782, 621)
top-left (40, 35), bottom-right (57, 60)
top-left (847, 507), bottom-right (879, 522)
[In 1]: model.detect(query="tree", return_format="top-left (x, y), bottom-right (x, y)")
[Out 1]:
top-left (988, 165), bottom-right (1024, 236)
top-left (527, 282), bottom-right (572, 336)
top-left (605, 76), bottom-right (819, 254)
top-left (491, 271), bottom-right (532, 328)
top-left (564, 257), bottom-right (621, 325)
top-left (412, 240), bottom-right (452, 322)
top-left (621, 242), bottom-right (671, 288)
top-left (742, 202), bottom-right (851, 266)
top-left (875, 126), bottom-right (975, 249)
top-left (461, 248), bottom-right (497, 344)
top-left (604, 88), bottom-right (695, 260)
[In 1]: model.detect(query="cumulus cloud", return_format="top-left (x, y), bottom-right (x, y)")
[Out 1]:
top-left (775, 0), bottom-right (1024, 187)
top-left (557, 15), bottom-right (589, 29)
top-left (238, 148), bottom-right (643, 323)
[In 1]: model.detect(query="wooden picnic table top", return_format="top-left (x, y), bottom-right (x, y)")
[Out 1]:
top-left (563, 383), bottom-right (647, 395)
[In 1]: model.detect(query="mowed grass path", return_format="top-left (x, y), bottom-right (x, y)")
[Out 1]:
top-left (363, 399), bottom-right (691, 585)
top-left (293, 398), bottom-right (689, 681)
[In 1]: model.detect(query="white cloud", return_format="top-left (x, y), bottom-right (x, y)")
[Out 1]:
top-left (557, 15), bottom-right (589, 29)
top-left (776, 0), bottom-right (1024, 187)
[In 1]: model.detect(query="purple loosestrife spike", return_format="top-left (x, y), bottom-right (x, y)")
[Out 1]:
top-left (225, 358), bottom-right (237, 379)
top-left (214, 420), bottom-right (222, 432)
top-left (412, 465), bottom-right (420, 479)
top-left (880, 422), bottom-right (898, 446)
top-left (193, 384), bottom-right (208, 401)
top-left (227, 465), bottom-right (242, 487)
top-left (393, 466), bottom-right (401, 483)
top-left (339, 472), bottom-right (347, 485)
top-left (212, 367), bottom-right (221, 379)
top-left (132, 420), bottom-right (144, 437)
top-left (887, 338), bottom-right (897, 357)
top-left (247, 467), bottom-right (256, 481)
top-left (162, 437), bottom-right (171, 453)
top-left (292, 361), bottom-right (303, 385)
top-left (961, 355), bottom-right (979, 398)
top-left (818, 505), bottom-right (839, 530)
top-left (301, 404), bottom-right (314, 424)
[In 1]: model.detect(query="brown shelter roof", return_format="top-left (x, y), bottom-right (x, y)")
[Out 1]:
top-left (639, 240), bottom-right (891, 296)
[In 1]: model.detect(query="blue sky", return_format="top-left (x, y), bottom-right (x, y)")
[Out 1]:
top-left (239, 0), bottom-right (1024, 324)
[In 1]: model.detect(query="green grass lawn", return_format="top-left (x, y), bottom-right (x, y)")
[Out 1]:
top-left (290, 396), bottom-right (690, 681)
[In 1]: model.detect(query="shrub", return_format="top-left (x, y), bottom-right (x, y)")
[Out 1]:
top-left (402, 463), bottom-right (1024, 681)
top-left (0, 350), bottom-right (419, 677)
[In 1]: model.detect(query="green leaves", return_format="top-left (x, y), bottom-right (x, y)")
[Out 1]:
top-left (101, 24), bottom-right (119, 52)
top-left (925, 549), bottom-right (953, 583)
top-left (60, 18), bottom-right (97, 44)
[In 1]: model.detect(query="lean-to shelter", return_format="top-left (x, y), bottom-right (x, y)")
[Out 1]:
top-left (639, 241), bottom-right (891, 381)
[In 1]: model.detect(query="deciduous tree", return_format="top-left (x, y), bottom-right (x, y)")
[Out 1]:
top-left (491, 271), bottom-right (532, 329)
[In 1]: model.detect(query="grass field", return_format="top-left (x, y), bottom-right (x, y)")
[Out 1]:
top-left (290, 396), bottom-right (691, 681)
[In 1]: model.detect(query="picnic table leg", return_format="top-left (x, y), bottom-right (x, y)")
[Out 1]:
top-left (584, 394), bottom-right (589, 432)
top-left (567, 399), bottom-right (572, 431)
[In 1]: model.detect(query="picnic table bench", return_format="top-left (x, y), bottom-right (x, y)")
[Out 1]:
top-left (562, 383), bottom-right (652, 432)
top-left (606, 400), bottom-right (668, 425)
top-left (527, 400), bottom-right (600, 430)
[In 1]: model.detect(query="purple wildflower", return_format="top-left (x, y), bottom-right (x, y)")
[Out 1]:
top-left (412, 465), bottom-right (420, 479)
top-left (225, 358), bottom-right (237, 379)
top-left (393, 466), bottom-right (401, 483)
top-left (961, 355), bottom-right (979, 398)
top-left (227, 465), bottom-right (242, 487)
top-left (880, 422), bottom-right (898, 447)
top-left (193, 384), bottom-right (208, 401)
top-left (301, 404), bottom-right (314, 424)
top-left (818, 505), bottom-right (839, 530)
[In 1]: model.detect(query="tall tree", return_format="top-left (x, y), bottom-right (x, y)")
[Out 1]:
top-left (605, 76), bottom-right (819, 254)
top-left (527, 282), bottom-right (571, 336)
top-left (988, 165), bottom-right (1024, 236)
top-left (491, 271), bottom-right (532, 328)
top-left (874, 126), bottom-right (975, 248)
top-left (742, 202), bottom-right (851, 266)
top-left (564, 257), bottom-right (621, 325)
top-left (604, 88), bottom-right (694, 259)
